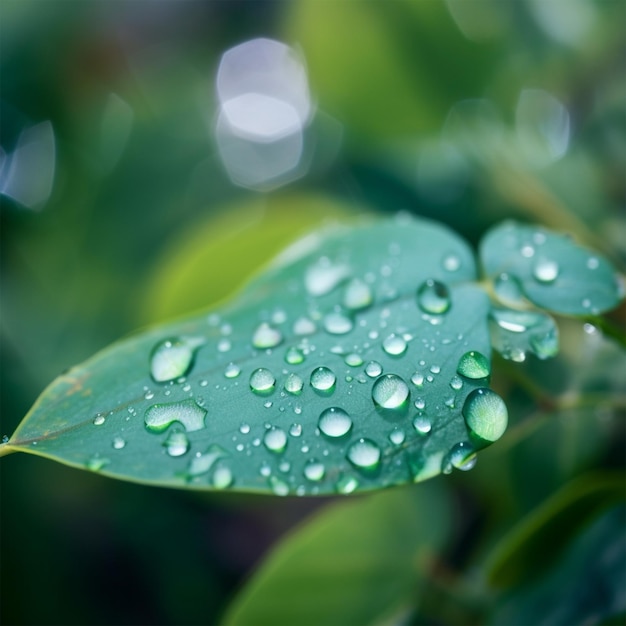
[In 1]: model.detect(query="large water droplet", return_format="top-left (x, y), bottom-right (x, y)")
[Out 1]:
top-left (372, 374), bottom-right (409, 409)
top-left (343, 278), bottom-right (373, 311)
top-left (310, 366), bottom-right (336, 392)
top-left (449, 442), bottom-right (477, 471)
top-left (323, 311), bottom-right (353, 335)
top-left (304, 459), bottom-right (325, 481)
top-left (533, 257), bottom-right (559, 283)
top-left (150, 337), bottom-right (204, 383)
top-left (163, 431), bottom-right (190, 457)
top-left (284, 373), bottom-right (304, 395)
top-left (264, 427), bottom-right (287, 453)
top-left (250, 368), bottom-right (276, 395)
top-left (144, 399), bottom-right (207, 433)
top-left (252, 322), bottom-right (283, 349)
top-left (491, 309), bottom-right (528, 333)
top-left (457, 351), bottom-right (490, 379)
top-left (318, 407), bottom-right (352, 438)
top-left (347, 438), bottom-right (381, 470)
top-left (382, 334), bottom-right (407, 356)
top-left (417, 279), bottom-right (451, 314)
top-left (462, 388), bottom-right (508, 444)
top-left (285, 346), bottom-right (305, 365)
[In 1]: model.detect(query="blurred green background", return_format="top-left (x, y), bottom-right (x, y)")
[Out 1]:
top-left (1, 1), bottom-right (624, 624)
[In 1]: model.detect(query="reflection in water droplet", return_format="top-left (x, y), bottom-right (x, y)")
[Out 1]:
top-left (365, 361), bottom-right (383, 377)
top-left (457, 351), bottom-right (490, 379)
top-left (533, 257), bottom-right (559, 283)
top-left (462, 388), bottom-right (508, 443)
top-left (252, 322), bottom-right (283, 349)
top-left (372, 374), bottom-right (409, 409)
top-left (150, 337), bottom-right (204, 383)
top-left (318, 407), bottom-right (352, 438)
top-left (347, 438), bottom-right (381, 470)
top-left (264, 427), bottom-right (287, 453)
top-left (310, 367), bottom-right (336, 392)
top-left (250, 368), bottom-right (276, 394)
top-left (224, 362), bottom-right (241, 378)
top-left (336, 474), bottom-right (359, 494)
top-left (389, 428), bottom-right (405, 445)
top-left (284, 373), bottom-right (304, 395)
top-left (323, 311), bottom-right (353, 335)
top-left (285, 346), bottom-right (305, 365)
top-left (417, 279), bottom-right (451, 314)
top-left (144, 399), bottom-right (207, 433)
top-left (212, 464), bottom-right (233, 489)
top-left (413, 416), bottom-right (432, 435)
top-left (163, 431), bottom-right (190, 457)
top-left (269, 475), bottom-right (289, 496)
top-left (112, 437), bottom-right (126, 450)
top-left (304, 459), bottom-right (325, 481)
top-left (343, 278), bottom-right (373, 311)
top-left (382, 334), bottom-right (407, 356)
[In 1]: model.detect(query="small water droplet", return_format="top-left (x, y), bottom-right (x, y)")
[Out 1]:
top-left (323, 312), bottom-right (353, 335)
top-left (587, 257), bottom-right (599, 270)
top-left (318, 407), bottom-right (352, 438)
top-left (450, 375), bottom-right (463, 390)
top-left (239, 423), bottom-right (251, 434)
top-left (442, 253), bottom-right (461, 272)
top-left (252, 322), bottom-right (283, 349)
top-left (389, 428), bottom-right (405, 445)
top-left (224, 363), bottom-right (241, 379)
top-left (344, 353), bottom-right (363, 367)
top-left (285, 346), bottom-right (305, 365)
top-left (187, 444), bottom-right (228, 477)
top-left (144, 399), bottom-right (207, 433)
top-left (250, 368), bottom-right (276, 395)
top-left (112, 437), bottom-right (126, 450)
top-left (411, 372), bottom-right (424, 387)
top-left (93, 414), bottom-right (106, 426)
top-left (269, 475), bottom-right (289, 496)
top-left (144, 390), bottom-right (155, 400)
top-left (491, 310), bottom-right (527, 333)
top-left (365, 361), bottom-right (383, 377)
top-left (462, 388), bottom-right (508, 444)
top-left (212, 464), bottom-right (233, 489)
top-left (371, 374), bottom-right (409, 410)
top-left (415, 398), bottom-right (426, 410)
top-left (335, 474), bottom-right (359, 494)
top-left (150, 337), bottom-right (204, 383)
top-left (217, 338), bottom-right (232, 353)
top-left (382, 333), bottom-right (407, 356)
top-left (284, 373), bottom-right (304, 395)
top-left (293, 316), bottom-right (316, 336)
top-left (310, 367), bottom-right (336, 392)
top-left (271, 309), bottom-right (287, 324)
top-left (279, 460), bottom-right (291, 473)
top-left (304, 459), bottom-right (325, 481)
top-left (260, 462), bottom-right (272, 477)
top-left (533, 257), bottom-right (559, 283)
top-left (521, 244), bottom-right (535, 258)
top-left (430, 364), bottom-right (441, 374)
top-left (86, 456), bottom-right (109, 472)
top-left (343, 278), bottom-right (373, 311)
top-left (163, 431), bottom-right (190, 457)
top-left (417, 279), bottom-right (451, 315)
top-left (448, 442), bottom-right (477, 471)
top-left (289, 423), bottom-right (302, 437)
top-left (457, 351), bottom-right (490, 379)
top-left (305, 257), bottom-right (350, 296)
top-left (347, 438), bottom-right (381, 470)
top-left (413, 416), bottom-right (432, 435)
top-left (264, 427), bottom-right (287, 453)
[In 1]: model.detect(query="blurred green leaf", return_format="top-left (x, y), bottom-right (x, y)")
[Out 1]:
top-left (488, 502), bottom-right (626, 626)
top-left (480, 221), bottom-right (622, 315)
top-left (222, 482), bottom-right (451, 626)
top-left (485, 472), bottom-right (625, 590)
top-left (2, 214), bottom-right (506, 494)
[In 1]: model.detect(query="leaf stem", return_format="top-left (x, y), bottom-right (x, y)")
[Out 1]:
top-left (0, 442), bottom-right (18, 458)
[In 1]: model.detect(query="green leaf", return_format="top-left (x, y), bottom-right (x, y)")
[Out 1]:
top-left (488, 503), bottom-right (626, 626)
top-left (222, 482), bottom-right (451, 626)
top-left (2, 214), bottom-right (506, 494)
top-left (481, 221), bottom-right (622, 315)
top-left (484, 472), bottom-right (625, 589)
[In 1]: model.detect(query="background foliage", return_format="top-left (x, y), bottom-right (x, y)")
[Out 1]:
top-left (1, 1), bottom-right (624, 625)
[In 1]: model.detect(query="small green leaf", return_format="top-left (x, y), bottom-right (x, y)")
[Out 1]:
top-left (2, 214), bottom-right (504, 494)
top-left (481, 221), bottom-right (622, 315)
top-left (222, 482), bottom-right (451, 626)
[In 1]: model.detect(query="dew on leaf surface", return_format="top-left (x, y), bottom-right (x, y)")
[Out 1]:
top-left (462, 388), bottom-right (508, 444)
top-left (303, 459), bottom-right (325, 481)
top-left (417, 279), bottom-right (451, 314)
top-left (144, 399), bottom-right (207, 433)
top-left (310, 366), bottom-right (336, 392)
top-left (264, 427), bottom-right (288, 453)
top-left (252, 322), bottom-right (283, 349)
top-left (371, 374), bottom-right (409, 409)
top-left (163, 431), bottom-right (190, 457)
top-left (382, 334), bottom-right (407, 356)
top-left (343, 278), bottom-right (373, 311)
top-left (150, 337), bottom-right (204, 383)
top-left (457, 350), bottom-right (490, 379)
top-left (346, 438), bottom-right (382, 470)
top-left (318, 407), bottom-right (352, 438)
top-left (250, 368), bottom-right (276, 394)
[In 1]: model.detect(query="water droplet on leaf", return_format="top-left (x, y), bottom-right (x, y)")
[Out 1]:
top-left (252, 323), bottom-right (283, 349)
top-left (533, 257), bottom-right (559, 283)
top-left (264, 427), bottom-right (287, 453)
top-left (462, 388), bottom-right (508, 444)
top-left (284, 373), bottom-right (304, 395)
top-left (372, 374), bottom-right (409, 409)
top-left (457, 351), bottom-right (490, 379)
top-left (343, 278), bottom-right (373, 311)
top-left (382, 334), bottom-right (407, 356)
top-left (150, 337), bottom-right (204, 383)
top-left (250, 368), bottom-right (276, 395)
top-left (304, 459), bottom-right (325, 481)
top-left (310, 367), bottom-right (336, 392)
top-left (417, 279), bottom-right (451, 314)
top-left (323, 312), bottom-right (353, 335)
top-left (318, 407), bottom-right (352, 438)
top-left (144, 399), bottom-right (207, 433)
top-left (347, 438), bottom-right (381, 470)
top-left (163, 431), bottom-right (190, 457)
